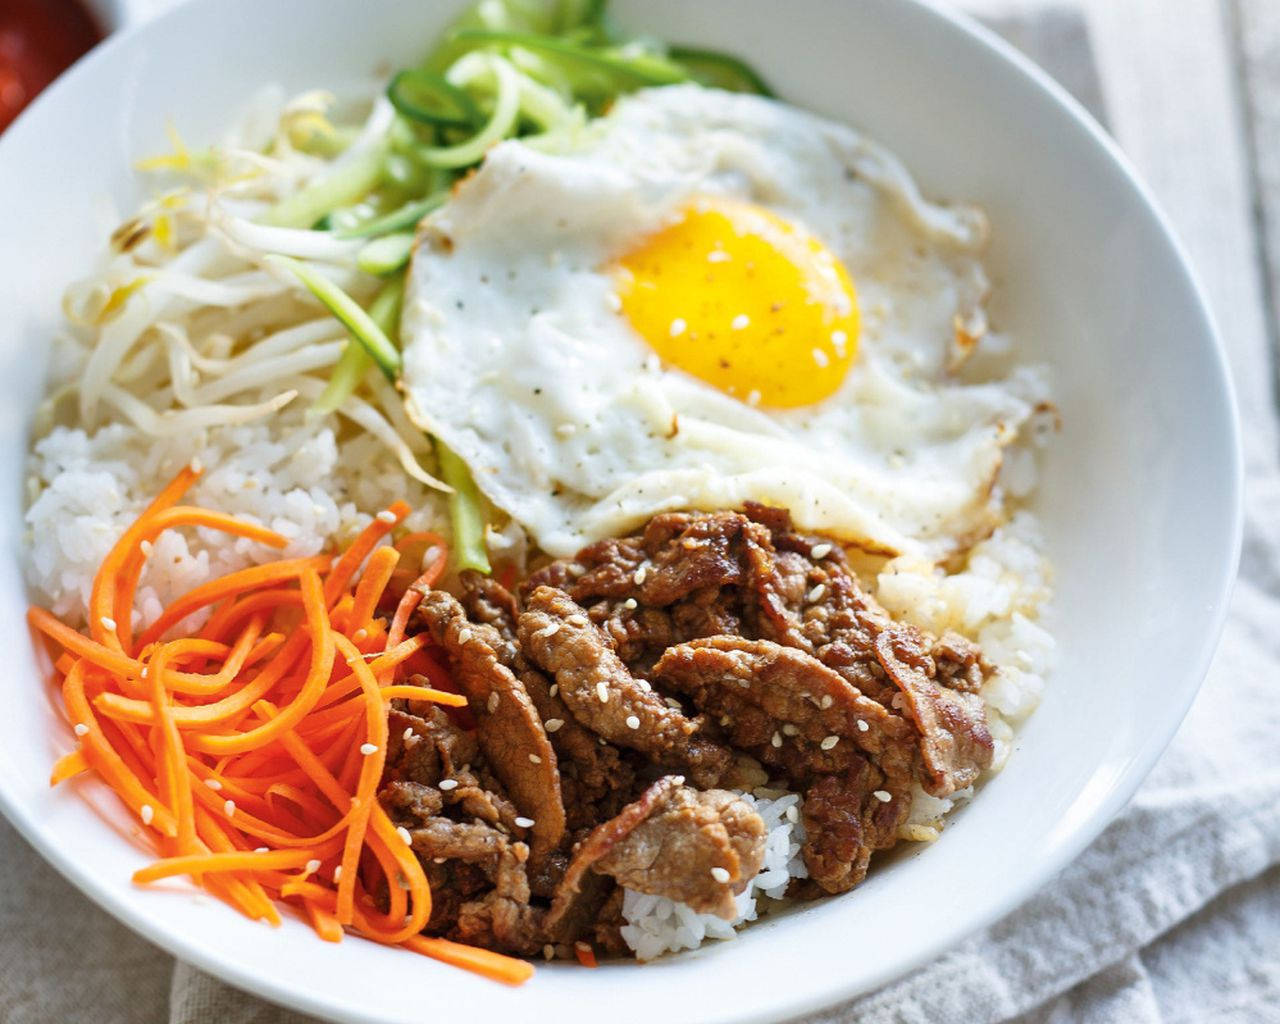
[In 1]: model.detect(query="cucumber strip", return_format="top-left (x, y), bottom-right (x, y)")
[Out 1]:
top-left (418, 55), bottom-right (523, 168)
top-left (336, 192), bottom-right (446, 239)
top-left (668, 45), bottom-right (775, 97)
top-left (264, 254), bottom-right (401, 379)
top-left (262, 145), bottom-right (386, 229)
top-left (356, 232), bottom-right (415, 276)
top-left (436, 442), bottom-right (492, 574)
top-left (312, 276), bottom-right (404, 414)
top-left (388, 69), bottom-right (483, 128)
top-left (451, 28), bottom-right (688, 86)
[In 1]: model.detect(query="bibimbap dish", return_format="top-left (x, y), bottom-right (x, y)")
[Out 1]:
top-left (25, 0), bottom-right (1056, 981)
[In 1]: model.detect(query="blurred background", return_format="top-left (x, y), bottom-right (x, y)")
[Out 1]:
top-left (2, 1), bottom-right (1278, 1021)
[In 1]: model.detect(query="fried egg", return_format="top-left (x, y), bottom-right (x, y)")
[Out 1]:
top-left (402, 85), bottom-right (1046, 558)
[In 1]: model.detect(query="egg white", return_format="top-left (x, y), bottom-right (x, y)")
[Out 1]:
top-left (402, 85), bottom-right (1047, 558)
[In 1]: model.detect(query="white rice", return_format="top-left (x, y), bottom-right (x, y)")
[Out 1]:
top-left (25, 415), bottom-right (446, 629)
top-left (620, 790), bottom-right (807, 961)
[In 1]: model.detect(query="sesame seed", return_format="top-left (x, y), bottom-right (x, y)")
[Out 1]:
top-left (746, 389), bottom-right (762, 406)
top-left (376, 509), bottom-right (397, 524)
top-left (738, 678), bottom-right (750, 688)
top-left (707, 250), bottom-right (730, 263)
top-left (439, 778), bottom-right (458, 791)
top-left (403, 727), bottom-right (415, 743)
top-left (189, 456), bottom-right (204, 474)
top-left (671, 775), bottom-right (686, 786)
top-left (139, 804), bottom-right (154, 825)
top-left (555, 422), bottom-right (577, 438)
top-left (782, 723), bottom-right (799, 736)
top-left (575, 941), bottom-right (591, 953)
top-left (528, 754), bottom-right (542, 764)
top-left (731, 314), bottom-right (750, 331)
top-left (140, 666), bottom-right (149, 679)
top-left (224, 799), bottom-right (237, 816)
top-left (719, 714), bottom-right (732, 727)
top-left (633, 565), bottom-right (648, 585)
top-left (636, 679), bottom-right (651, 692)
top-left (820, 735), bottom-right (839, 751)
top-left (545, 718), bottom-right (564, 733)
top-left (873, 790), bottom-right (892, 802)
top-left (305, 859), bottom-right (321, 874)
top-left (514, 816), bottom-right (535, 828)
top-left (812, 348), bottom-right (830, 367)
top-left (807, 584), bottom-right (827, 602)
top-left (487, 692), bottom-right (500, 713)
top-left (669, 318), bottom-right (687, 338)
top-left (831, 329), bottom-right (848, 352)
top-left (535, 622), bottom-right (562, 639)
top-left (73, 723), bottom-right (89, 737)
top-left (623, 598), bottom-right (638, 610)
top-left (543, 943), bottom-right (556, 961)
top-left (811, 543), bottom-right (832, 559)
top-left (396, 826), bottom-right (413, 845)
top-left (771, 731), bottom-right (783, 748)
top-left (204, 778), bottom-right (222, 791)
top-left (99, 616), bottom-right (117, 632)
top-left (596, 681), bottom-right (609, 703)
top-left (820, 694), bottom-right (834, 709)
top-left (332, 866), bottom-right (343, 882)
top-left (664, 697), bottom-right (682, 710)
top-left (857, 719), bottom-right (870, 732)
top-left (626, 715), bottom-right (640, 730)
top-left (352, 628), bottom-right (367, 642)
top-left (785, 805), bottom-right (800, 823)
top-left (140, 540), bottom-right (153, 556)
top-left (549, 684), bottom-right (559, 698)
top-left (457, 628), bottom-right (473, 644)
top-left (255, 847), bottom-right (269, 854)
top-left (360, 743), bottom-right (378, 756)
top-left (606, 292), bottom-right (622, 312)
top-left (566, 614), bottom-right (589, 627)
top-left (710, 866), bottom-right (731, 883)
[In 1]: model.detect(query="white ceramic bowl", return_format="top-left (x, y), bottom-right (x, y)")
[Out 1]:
top-left (0, 2), bottom-right (1241, 1022)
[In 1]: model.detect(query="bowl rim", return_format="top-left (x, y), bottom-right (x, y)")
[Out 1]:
top-left (0, 0), bottom-right (1244, 1020)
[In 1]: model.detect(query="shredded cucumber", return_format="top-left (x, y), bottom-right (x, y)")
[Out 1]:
top-left (357, 232), bottom-right (415, 276)
top-left (312, 277), bottom-right (404, 414)
top-left (265, 255), bottom-right (401, 379)
top-left (418, 54), bottom-right (524, 168)
top-left (262, 145), bottom-right (386, 229)
top-left (437, 442), bottom-right (492, 574)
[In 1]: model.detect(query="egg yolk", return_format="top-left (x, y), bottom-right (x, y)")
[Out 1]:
top-left (613, 197), bottom-right (860, 408)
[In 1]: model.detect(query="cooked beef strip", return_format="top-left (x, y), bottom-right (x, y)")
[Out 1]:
top-left (460, 573), bottom-right (645, 829)
top-left (518, 586), bottom-right (733, 788)
top-left (385, 704), bottom-right (478, 785)
top-left (932, 630), bottom-right (988, 694)
top-left (874, 629), bottom-right (994, 796)
top-left (558, 776), bottom-right (766, 920)
top-left (651, 636), bottom-right (916, 786)
top-left (380, 504), bottom-right (1001, 958)
top-left (416, 590), bottom-right (566, 858)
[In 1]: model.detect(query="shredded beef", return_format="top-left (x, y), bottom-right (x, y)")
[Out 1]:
top-left (377, 503), bottom-right (1000, 961)
top-left (559, 777), bottom-right (766, 919)
top-left (416, 590), bottom-right (566, 858)
top-left (518, 586), bottom-right (733, 788)
top-left (874, 629), bottom-right (994, 796)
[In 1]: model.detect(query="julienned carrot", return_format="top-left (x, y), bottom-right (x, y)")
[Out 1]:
top-left (29, 466), bottom-right (525, 984)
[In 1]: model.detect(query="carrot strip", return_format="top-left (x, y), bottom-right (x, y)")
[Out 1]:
top-left (402, 935), bottom-right (535, 986)
top-left (379, 685), bottom-right (467, 707)
top-left (136, 556), bottom-right (328, 649)
top-left (50, 748), bottom-right (89, 785)
top-left (30, 475), bottom-right (519, 983)
top-left (349, 545), bottom-right (400, 636)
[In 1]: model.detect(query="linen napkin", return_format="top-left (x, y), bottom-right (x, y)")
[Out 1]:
top-left (3, 6), bottom-right (1279, 1023)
